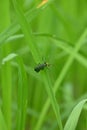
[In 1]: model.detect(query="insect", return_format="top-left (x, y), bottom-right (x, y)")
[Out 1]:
top-left (34, 62), bottom-right (50, 72)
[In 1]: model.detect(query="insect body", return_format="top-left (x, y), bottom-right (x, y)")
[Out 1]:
top-left (34, 62), bottom-right (50, 72)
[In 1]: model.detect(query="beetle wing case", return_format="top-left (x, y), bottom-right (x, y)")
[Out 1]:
top-left (34, 62), bottom-right (50, 73)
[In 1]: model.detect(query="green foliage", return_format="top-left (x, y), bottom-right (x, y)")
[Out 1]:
top-left (0, 0), bottom-right (87, 130)
top-left (64, 99), bottom-right (87, 130)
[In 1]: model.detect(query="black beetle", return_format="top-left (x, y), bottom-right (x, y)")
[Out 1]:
top-left (34, 62), bottom-right (50, 72)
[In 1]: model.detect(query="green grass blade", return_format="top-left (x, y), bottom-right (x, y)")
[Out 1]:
top-left (2, 53), bottom-right (28, 130)
top-left (16, 56), bottom-right (28, 130)
top-left (0, 1), bottom-right (12, 130)
top-left (42, 71), bottom-right (63, 130)
top-left (64, 99), bottom-right (87, 130)
top-left (12, 0), bottom-right (41, 63)
top-left (0, 108), bottom-right (7, 130)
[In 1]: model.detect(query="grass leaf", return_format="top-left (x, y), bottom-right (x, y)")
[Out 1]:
top-left (64, 99), bottom-right (87, 130)
top-left (0, 108), bottom-right (7, 130)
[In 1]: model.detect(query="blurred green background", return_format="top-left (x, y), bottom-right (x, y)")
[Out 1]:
top-left (0, 0), bottom-right (87, 130)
